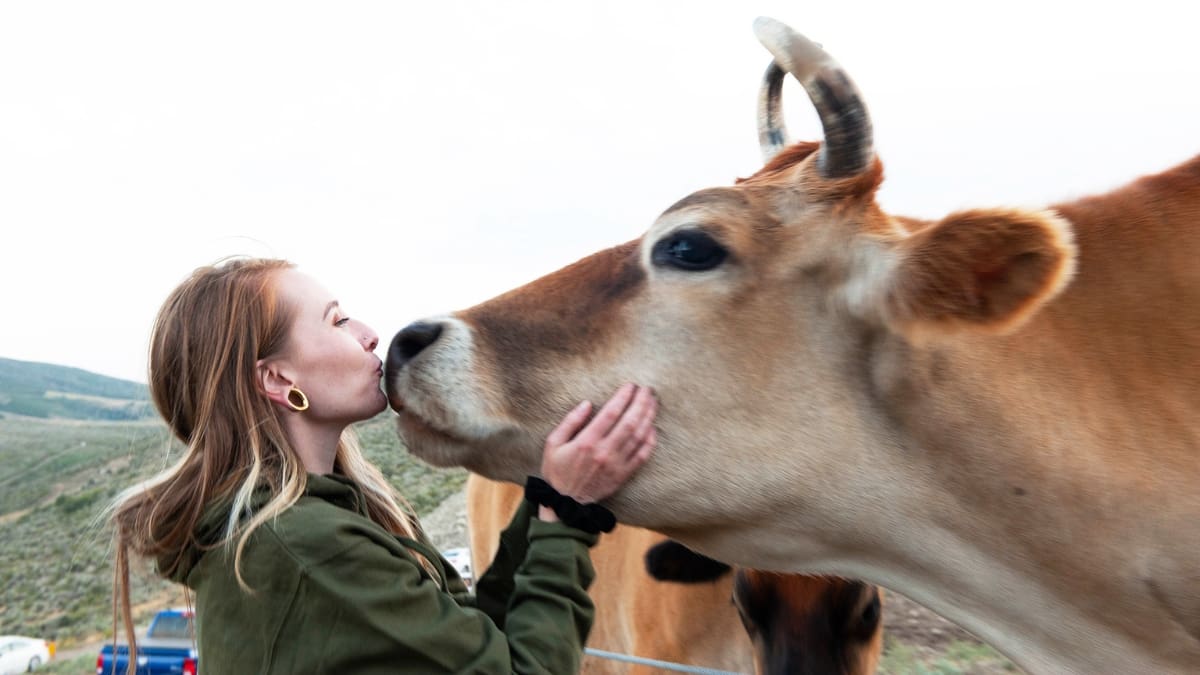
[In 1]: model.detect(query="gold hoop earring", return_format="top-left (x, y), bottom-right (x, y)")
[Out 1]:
top-left (286, 387), bottom-right (309, 411)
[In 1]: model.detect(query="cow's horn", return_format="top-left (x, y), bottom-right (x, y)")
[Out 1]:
top-left (753, 17), bottom-right (874, 177)
top-left (756, 61), bottom-right (789, 162)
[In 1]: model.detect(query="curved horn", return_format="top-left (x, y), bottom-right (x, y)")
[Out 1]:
top-left (752, 17), bottom-right (874, 177)
top-left (757, 61), bottom-right (790, 162)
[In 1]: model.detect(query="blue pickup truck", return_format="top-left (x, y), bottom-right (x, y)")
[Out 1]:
top-left (96, 608), bottom-right (197, 675)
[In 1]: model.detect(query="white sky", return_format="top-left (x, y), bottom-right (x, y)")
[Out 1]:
top-left (2, 1), bottom-right (1197, 383)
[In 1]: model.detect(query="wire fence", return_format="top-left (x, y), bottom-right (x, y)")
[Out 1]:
top-left (583, 647), bottom-right (745, 674)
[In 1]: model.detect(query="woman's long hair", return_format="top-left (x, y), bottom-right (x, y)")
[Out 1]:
top-left (108, 257), bottom-right (425, 668)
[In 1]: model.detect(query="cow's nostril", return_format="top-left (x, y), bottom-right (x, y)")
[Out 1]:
top-left (387, 321), bottom-right (444, 372)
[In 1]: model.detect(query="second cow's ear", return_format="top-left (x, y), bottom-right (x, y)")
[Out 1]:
top-left (644, 539), bottom-right (732, 583)
top-left (880, 208), bottom-right (1077, 337)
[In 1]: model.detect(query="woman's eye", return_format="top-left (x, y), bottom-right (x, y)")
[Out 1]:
top-left (651, 230), bottom-right (728, 271)
top-left (334, 317), bottom-right (351, 327)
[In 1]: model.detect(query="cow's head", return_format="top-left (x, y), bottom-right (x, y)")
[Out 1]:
top-left (385, 18), bottom-right (1076, 559)
top-left (645, 539), bottom-right (884, 675)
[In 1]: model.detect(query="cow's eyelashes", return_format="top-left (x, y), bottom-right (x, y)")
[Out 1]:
top-left (651, 230), bottom-right (729, 271)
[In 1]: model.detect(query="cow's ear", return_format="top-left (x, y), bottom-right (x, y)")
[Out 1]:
top-left (644, 540), bottom-right (732, 583)
top-left (880, 208), bottom-right (1076, 335)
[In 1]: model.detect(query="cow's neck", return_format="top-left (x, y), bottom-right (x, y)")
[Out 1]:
top-left (868, 157), bottom-right (1200, 671)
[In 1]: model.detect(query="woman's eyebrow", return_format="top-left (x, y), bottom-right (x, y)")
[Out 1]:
top-left (323, 300), bottom-right (340, 318)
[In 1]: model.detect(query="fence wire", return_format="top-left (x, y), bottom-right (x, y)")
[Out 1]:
top-left (583, 647), bottom-right (745, 674)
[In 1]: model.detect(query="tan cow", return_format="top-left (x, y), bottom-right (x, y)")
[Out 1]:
top-left (385, 17), bottom-right (1200, 673)
top-left (466, 475), bottom-right (883, 674)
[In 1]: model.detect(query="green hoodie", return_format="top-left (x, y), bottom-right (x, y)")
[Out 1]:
top-left (172, 473), bottom-right (598, 674)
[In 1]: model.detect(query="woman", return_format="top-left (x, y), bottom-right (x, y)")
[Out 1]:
top-left (110, 257), bottom-right (657, 674)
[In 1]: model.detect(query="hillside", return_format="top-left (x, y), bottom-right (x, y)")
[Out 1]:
top-left (0, 357), bottom-right (154, 420)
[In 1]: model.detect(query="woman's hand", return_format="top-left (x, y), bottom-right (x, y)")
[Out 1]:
top-left (541, 383), bottom-right (658, 504)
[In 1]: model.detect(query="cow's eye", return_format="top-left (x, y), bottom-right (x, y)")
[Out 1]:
top-left (652, 230), bottom-right (728, 271)
top-left (859, 593), bottom-right (881, 629)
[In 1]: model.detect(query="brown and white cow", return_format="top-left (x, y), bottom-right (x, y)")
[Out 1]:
top-left (386, 17), bottom-right (1200, 673)
top-left (466, 475), bottom-right (883, 675)
top-left (644, 539), bottom-right (885, 675)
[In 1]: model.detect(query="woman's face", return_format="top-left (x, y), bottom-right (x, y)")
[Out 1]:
top-left (273, 269), bottom-right (387, 425)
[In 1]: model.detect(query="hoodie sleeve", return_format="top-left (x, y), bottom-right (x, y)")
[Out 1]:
top-left (470, 498), bottom-right (535, 627)
top-left (265, 516), bottom-right (598, 675)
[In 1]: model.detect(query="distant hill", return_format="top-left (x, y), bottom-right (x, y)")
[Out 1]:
top-left (0, 357), bottom-right (154, 420)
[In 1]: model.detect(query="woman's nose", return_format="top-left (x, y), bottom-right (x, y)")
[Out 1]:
top-left (363, 330), bottom-right (379, 352)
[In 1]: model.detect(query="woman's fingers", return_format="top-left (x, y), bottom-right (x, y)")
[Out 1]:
top-left (619, 393), bottom-right (657, 456)
top-left (633, 427), bottom-right (656, 465)
top-left (625, 395), bottom-right (657, 457)
top-left (574, 383), bottom-right (637, 447)
top-left (545, 399), bottom-right (593, 450)
top-left (614, 389), bottom-right (657, 458)
top-left (542, 382), bottom-right (659, 504)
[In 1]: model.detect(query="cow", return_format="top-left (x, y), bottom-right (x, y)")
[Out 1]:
top-left (466, 475), bottom-right (883, 674)
top-left (644, 539), bottom-right (884, 675)
top-left (385, 17), bottom-right (1200, 673)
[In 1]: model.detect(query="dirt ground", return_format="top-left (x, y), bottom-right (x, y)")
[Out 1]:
top-left (422, 490), bottom-right (1019, 673)
top-left (883, 589), bottom-right (974, 645)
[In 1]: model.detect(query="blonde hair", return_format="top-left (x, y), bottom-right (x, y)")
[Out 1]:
top-left (109, 257), bottom-right (426, 668)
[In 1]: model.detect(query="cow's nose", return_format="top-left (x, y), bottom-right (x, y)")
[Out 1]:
top-left (387, 321), bottom-right (444, 372)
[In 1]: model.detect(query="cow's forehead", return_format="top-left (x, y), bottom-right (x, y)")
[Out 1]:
top-left (649, 185), bottom-right (784, 243)
top-left (660, 187), bottom-right (751, 217)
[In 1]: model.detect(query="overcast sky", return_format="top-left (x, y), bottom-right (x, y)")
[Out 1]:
top-left (2, 1), bottom-right (1197, 383)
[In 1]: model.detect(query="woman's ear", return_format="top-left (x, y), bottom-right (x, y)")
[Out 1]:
top-left (256, 359), bottom-right (296, 409)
